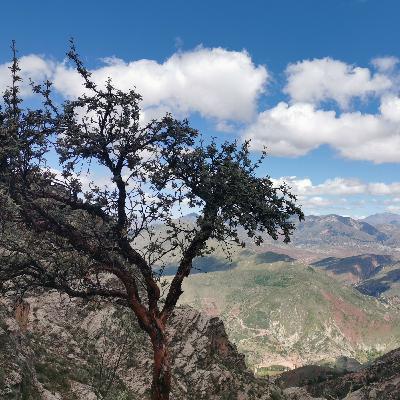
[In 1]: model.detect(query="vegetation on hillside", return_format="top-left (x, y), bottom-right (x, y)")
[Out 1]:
top-left (176, 252), bottom-right (400, 369)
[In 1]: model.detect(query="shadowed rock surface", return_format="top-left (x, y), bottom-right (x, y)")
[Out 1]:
top-left (280, 348), bottom-right (400, 399)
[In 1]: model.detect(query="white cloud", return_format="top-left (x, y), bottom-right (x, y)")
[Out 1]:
top-left (380, 95), bottom-right (400, 122)
top-left (372, 56), bottom-right (399, 72)
top-left (301, 196), bottom-right (336, 208)
top-left (0, 55), bottom-right (53, 97)
top-left (245, 97), bottom-right (400, 163)
top-left (284, 57), bottom-right (392, 108)
top-left (52, 47), bottom-right (268, 122)
top-left (273, 176), bottom-right (400, 197)
top-left (215, 120), bottom-right (236, 132)
top-left (368, 182), bottom-right (400, 195)
top-left (315, 178), bottom-right (366, 195)
top-left (387, 205), bottom-right (400, 213)
top-left (2, 50), bottom-right (400, 165)
top-left (0, 47), bottom-right (268, 122)
top-left (272, 176), bottom-right (400, 214)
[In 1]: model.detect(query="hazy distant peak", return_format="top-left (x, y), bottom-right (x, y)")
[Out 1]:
top-left (363, 212), bottom-right (400, 226)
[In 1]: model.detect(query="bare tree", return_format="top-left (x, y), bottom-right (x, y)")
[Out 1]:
top-left (0, 42), bottom-right (304, 400)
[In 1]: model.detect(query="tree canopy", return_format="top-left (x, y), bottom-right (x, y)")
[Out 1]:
top-left (0, 42), bottom-right (304, 400)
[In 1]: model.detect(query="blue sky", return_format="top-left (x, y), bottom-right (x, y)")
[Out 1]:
top-left (1, 0), bottom-right (400, 217)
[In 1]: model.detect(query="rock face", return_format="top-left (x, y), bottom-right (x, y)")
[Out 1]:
top-left (306, 347), bottom-right (400, 400)
top-left (278, 347), bottom-right (400, 400)
top-left (0, 305), bottom-right (42, 399)
top-left (0, 293), bottom-right (278, 400)
top-left (2, 292), bottom-right (400, 400)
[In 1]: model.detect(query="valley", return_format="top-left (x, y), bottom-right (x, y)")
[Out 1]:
top-left (166, 213), bottom-right (400, 373)
top-left (177, 253), bottom-right (400, 370)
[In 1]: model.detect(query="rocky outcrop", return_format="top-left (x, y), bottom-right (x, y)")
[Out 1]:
top-left (3, 292), bottom-right (400, 400)
top-left (278, 347), bottom-right (400, 400)
top-left (0, 293), bottom-right (278, 399)
top-left (305, 347), bottom-right (400, 399)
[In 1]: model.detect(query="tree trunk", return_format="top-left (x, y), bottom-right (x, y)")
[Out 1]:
top-left (150, 329), bottom-right (171, 400)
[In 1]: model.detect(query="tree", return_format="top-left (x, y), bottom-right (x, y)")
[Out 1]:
top-left (0, 42), bottom-right (304, 400)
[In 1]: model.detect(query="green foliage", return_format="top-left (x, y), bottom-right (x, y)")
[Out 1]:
top-left (35, 361), bottom-right (70, 393)
top-left (78, 308), bottom-right (143, 400)
top-left (0, 41), bottom-right (303, 306)
top-left (253, 273), bottom-right (293, 288)
top-left (0, 42), bottom-right (303, 400)
top-left (270, 389), bottom-right (283, 400)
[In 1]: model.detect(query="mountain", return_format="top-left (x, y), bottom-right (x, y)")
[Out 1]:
top-left (0, 294), bottom-right (277, 400)
top-left (162, 251), bottom-right (294, 276)
top-left (356, 262), bottom-right (400, 299)
top-left (176, 252), bottom-right (400, 370)
top-left (290, 215), bottom-right (389, 247)
top-left (233, 214), bottom-right (400, 256)
top-left (162, 254), bottom-right (238, 275)
top-left (311, 254), bottom-right (395, 284)
top-left (363, 212), bottom-right (400, 226)
top-left (138, 214), bottom-right (400, 267)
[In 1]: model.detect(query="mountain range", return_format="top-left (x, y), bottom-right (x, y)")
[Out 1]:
top-left (175, 250), bottom-right (400, 371)
top-left (177, 212), bottom-right (400, 255)
top-left (3, 211), bottom-right (400, 399)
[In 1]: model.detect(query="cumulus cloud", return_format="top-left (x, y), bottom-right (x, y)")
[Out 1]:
top-left (272, 176), bottom-right (400, 197)
top-left (271, 176), bottom-right (400, 214)
top-left (0, 55), bottom-right (53, 97)
top-left (284, 57), bottom-right (392, 108)
top-left (2, 49), bottom-right (400, 165)
top-left (300, 196), bottom-right (336, 208)
top-left (372, 56), bottom-right (399, 72)
top-left (245, 96), bottom-right (400, 163)
top-left (247, 57), bottom-right (400, 163)
top-left (0, 47), bottom-right (268, 122)
top-left (380, 95), bottom-right (400, 122)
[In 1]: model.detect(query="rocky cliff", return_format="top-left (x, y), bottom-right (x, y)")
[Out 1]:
top-left (306, 347), bottom-right (400, 399)
top-left (0, 293), bottom-right (280, 400)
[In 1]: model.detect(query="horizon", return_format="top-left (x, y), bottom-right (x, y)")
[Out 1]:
top-left (181, 210), bottom-right (400, 219)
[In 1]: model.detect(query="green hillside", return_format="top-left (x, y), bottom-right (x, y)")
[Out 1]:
top-left (175, 252), bottom-right (400, 370)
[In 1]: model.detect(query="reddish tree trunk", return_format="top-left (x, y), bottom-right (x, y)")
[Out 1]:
top-left (150, 328), bottom-right (171, 400)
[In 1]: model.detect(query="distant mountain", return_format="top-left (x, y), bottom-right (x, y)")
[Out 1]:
top-left (290, 215), bottom-right (389, 247)
top-left (311, 254), bottom-right (395, 284)
top-left (363, 212), bottom-right (400, 226)
top-left (177, 252), bottom-right (400, 370)
top-left (358, 213), bottom-right (400, 248)
top-left (141, 214), bottom-right (400, 261)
